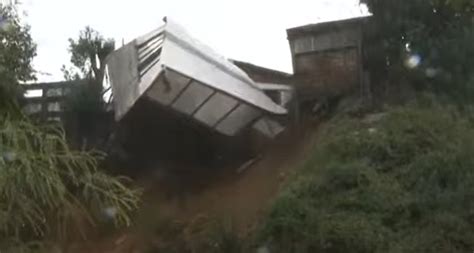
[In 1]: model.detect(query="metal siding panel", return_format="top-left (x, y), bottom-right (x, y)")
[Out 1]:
top-left (160, 19), bottom-right (287, 115)
top-left (136, 26), bottom-right (165, 45)
top-left (216, 104), bottom-right (261, 136)
top-left (107, 43), bottom-right (140, 120)
top-left (193, 93), bottom-right (238, 127)
top-left (138, 37), bottom-right (163, 60)
top-left (253, 117), bottom-right (285, 138)
top-left (295, 29), bottom-right (361, 54)
top-left (106, 18), bottom-right (287, 137)
top-left (146, 70), bottom-right (191, 105)
top-left (171, 81), bottom-right (213, 115)
top-left (138, 60), bottom-right (163, 95)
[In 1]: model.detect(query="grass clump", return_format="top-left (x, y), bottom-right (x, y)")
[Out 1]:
top-left (0, 115), bottom-right (141, 252)
top-left (260, 104), bottom-right (474, 253)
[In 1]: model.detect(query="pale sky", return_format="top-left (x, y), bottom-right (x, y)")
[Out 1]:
top-left (20, 0), bottom-right (367, 82)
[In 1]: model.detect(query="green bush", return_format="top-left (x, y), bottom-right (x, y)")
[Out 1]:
top-left (260, 105), bottom-right (474, 252)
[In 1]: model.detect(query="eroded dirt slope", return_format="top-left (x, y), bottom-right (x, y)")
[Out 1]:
top-left (71, 122), bottom-right (319, 253)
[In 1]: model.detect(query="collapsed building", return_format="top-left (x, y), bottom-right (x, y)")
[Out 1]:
top-left (104, 18), bottom-right (294, 168)
top-left (22, 16), bottom-right (370, 170)
top-left (105, 18), bottom-right (290, 140)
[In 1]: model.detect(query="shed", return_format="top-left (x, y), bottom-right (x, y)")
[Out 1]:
top-left (287, 16), bottom-right (369, 100)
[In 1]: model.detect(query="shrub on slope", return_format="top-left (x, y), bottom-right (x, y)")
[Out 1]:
top-left (261, 105), bottom-right (474, 253)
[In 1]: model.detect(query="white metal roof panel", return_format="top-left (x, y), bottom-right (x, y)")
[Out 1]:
top-left (159, 18), bottom-right (287, 114)
top-left (106, 17), bottom-right (287, 137)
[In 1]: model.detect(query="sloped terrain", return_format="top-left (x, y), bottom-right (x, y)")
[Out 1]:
top-left (259, 104), bottom-right (474, 252)
top-left (71, 119), bottom-right (320, 253)
top-left (140, 122), bottom-right (319, 232)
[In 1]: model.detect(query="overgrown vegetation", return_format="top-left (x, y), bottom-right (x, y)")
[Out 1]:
top-left (62, 25), bottom-right (115, 112)
top-left (62, 80), bottom-right (109, 149)
top-left (0, 4), bottom-right (36, 111)
top-left (0, 116), bottom-right (141, 252)
top-left (62, 26), bottom-right (116, 148)
top-left (0, 4), bottom-right (141, 252)
top-left (61, 26), bottom-right (115, 84)
top-left (260, 103), bottom-right (474, 252)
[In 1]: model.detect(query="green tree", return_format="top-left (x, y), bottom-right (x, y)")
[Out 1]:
top-left (61, 26), bottom-right (115, 86)
top-left (361, 0), bottom-right (474, 103)
top-left (0, 4), bottom-right (36, 110)
top-left (61, 27), bottom-right (115, 148)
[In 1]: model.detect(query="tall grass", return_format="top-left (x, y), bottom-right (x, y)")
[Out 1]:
top-left (0, 115), bottom-right (141, 252)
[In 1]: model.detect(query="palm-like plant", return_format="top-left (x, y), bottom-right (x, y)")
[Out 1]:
top-left (0, 5), bottom-right (140, 252)
top-left (0, 115), bottom-right (141, 252)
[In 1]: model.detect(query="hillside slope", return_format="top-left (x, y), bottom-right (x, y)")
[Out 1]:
top-left (259, 104), bottom-right (474, 253)
top-left (71, 121), bottom-right (320, 253)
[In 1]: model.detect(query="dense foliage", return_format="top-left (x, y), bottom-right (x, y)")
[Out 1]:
top-left (62, 26), bottom-right (114, 84)
top-left (362, 0), bottom-right (474, 103)
top-left (61, 27), bottom-right (116, 148)
top-left (0, 116), bottom-right (141, 252)
top-left (0, 5), bottom-right (141, 252)
top-left (62, 26), bottom-right (115, 110)
top-left (260, 104), bottom-right (474, 252)
top-left (0, 4), bottom-right (36, 109)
